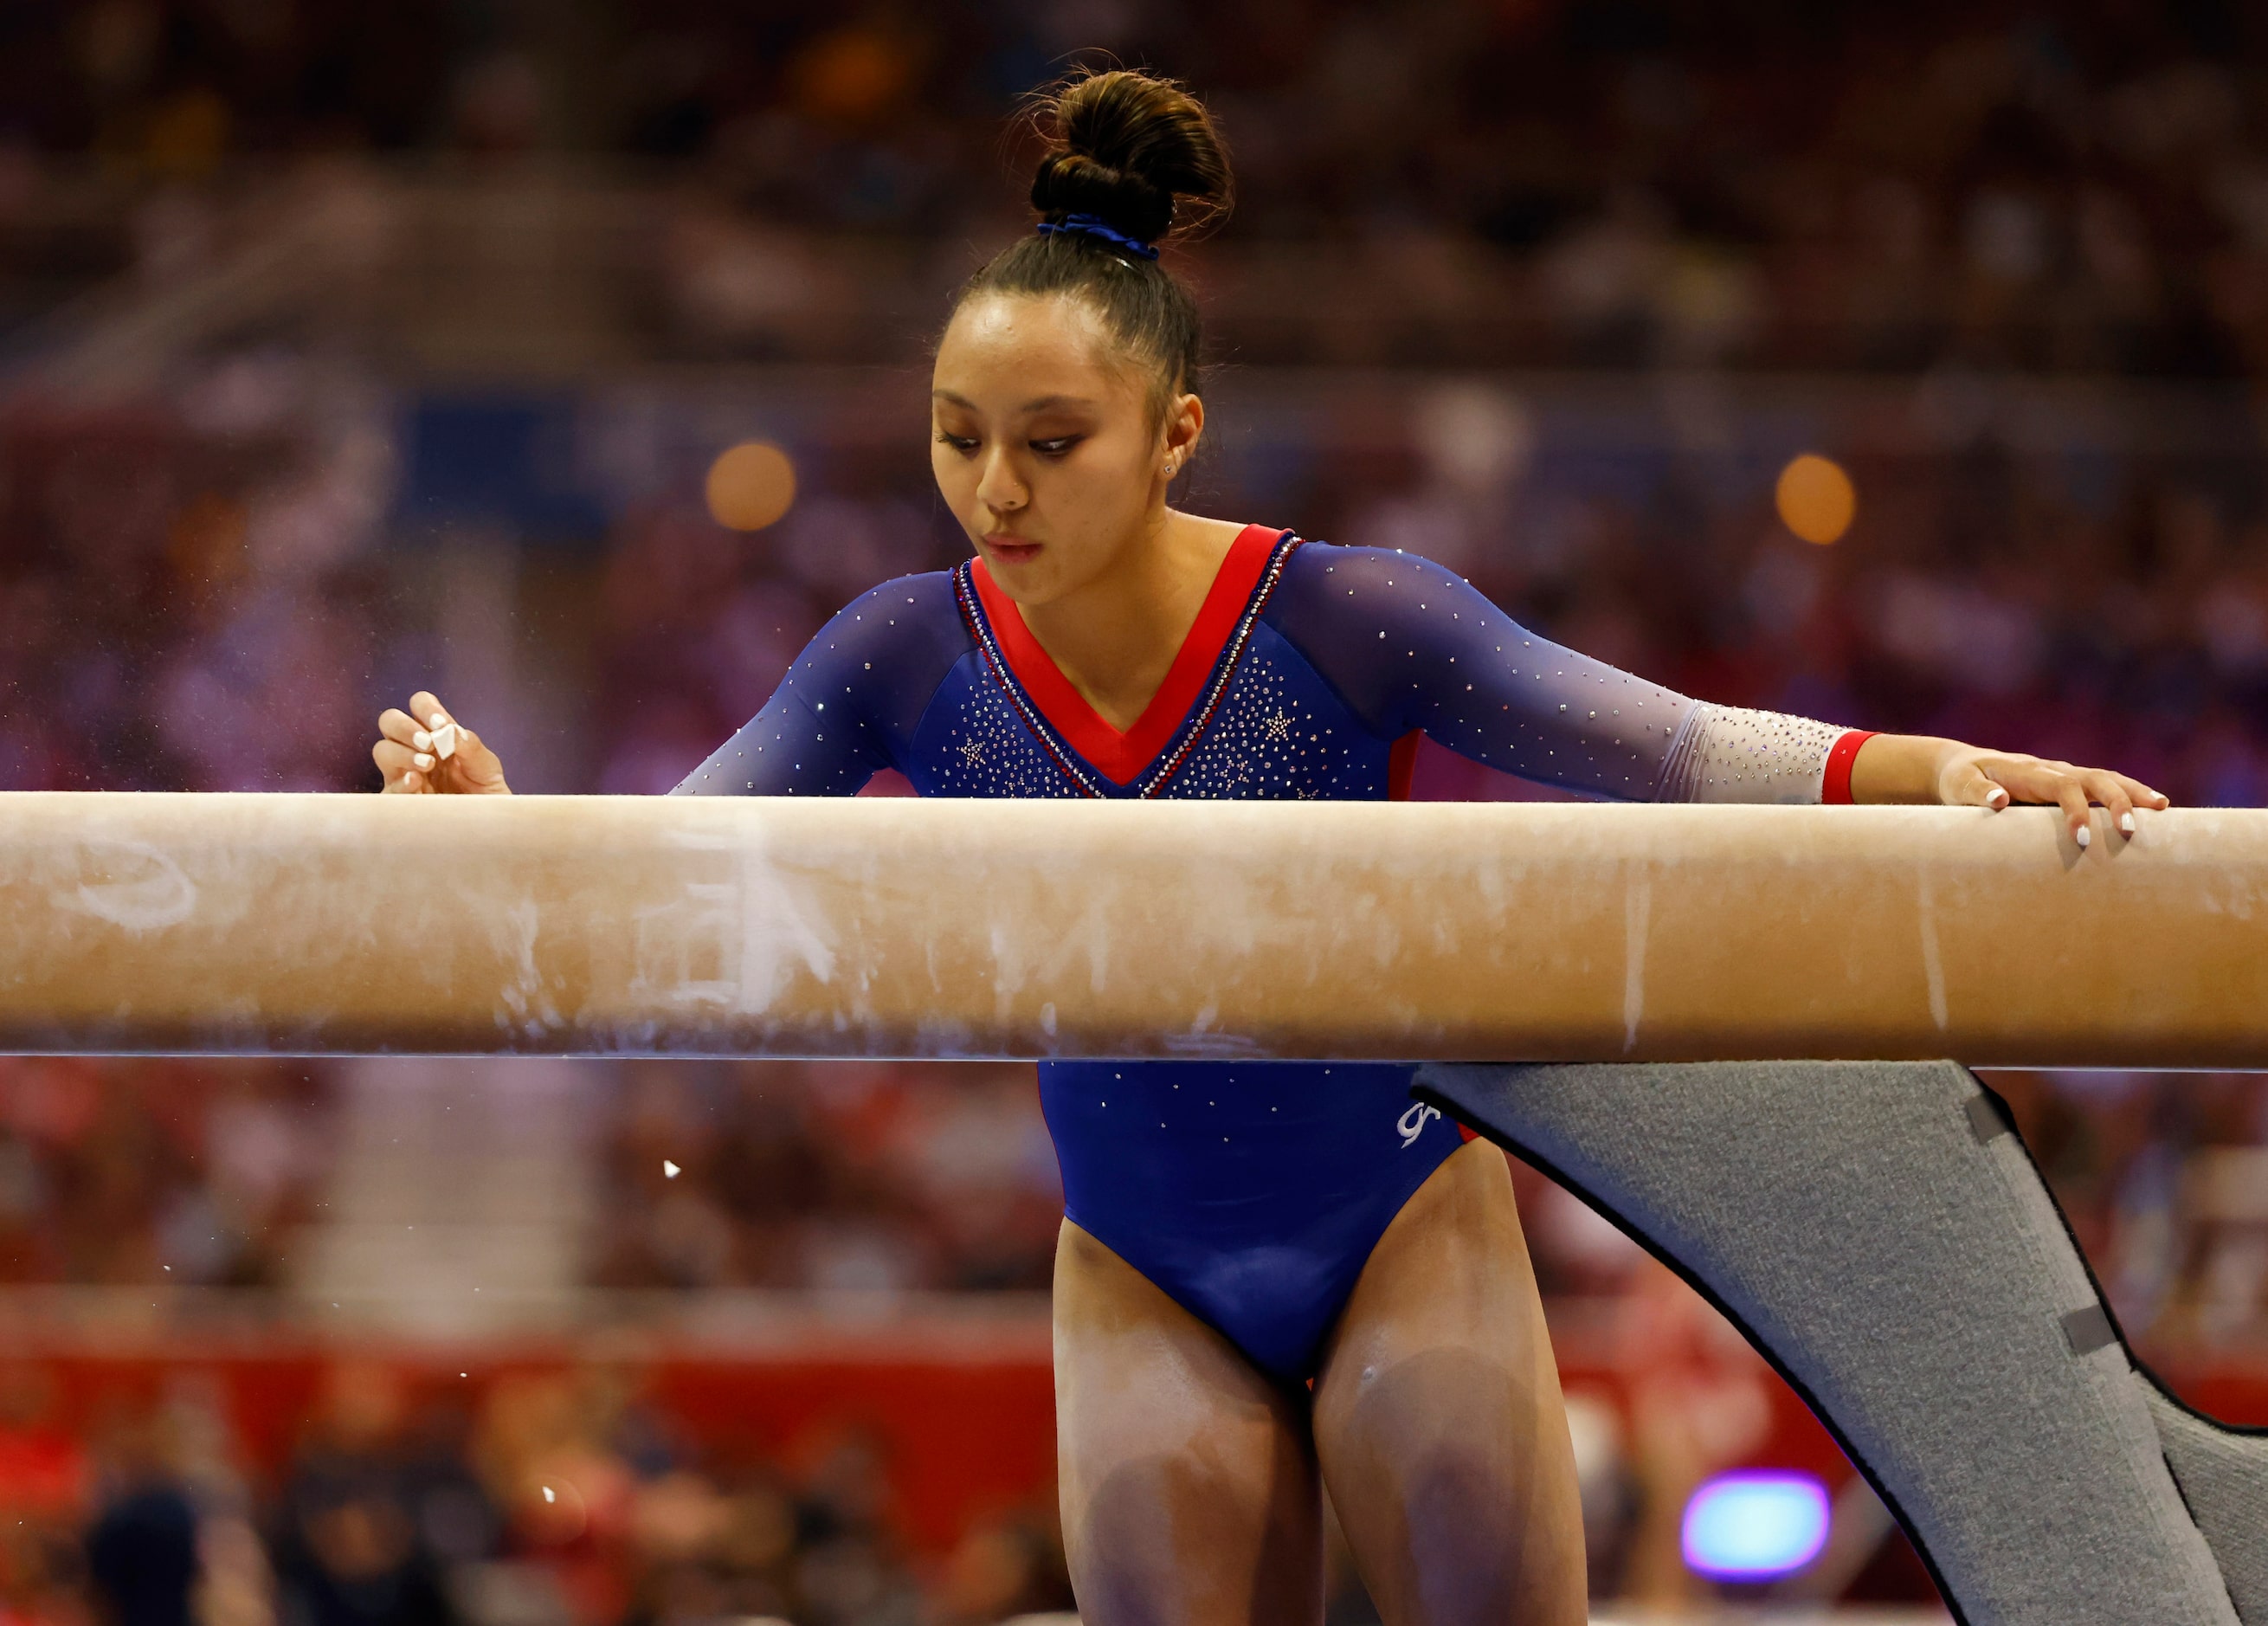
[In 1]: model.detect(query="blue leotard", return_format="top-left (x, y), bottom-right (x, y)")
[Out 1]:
top-left (676, 526), bottom-right (1858, 1380)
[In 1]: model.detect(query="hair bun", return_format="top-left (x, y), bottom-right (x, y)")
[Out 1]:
top-left (1029, 69), bottom-right (1233, 248)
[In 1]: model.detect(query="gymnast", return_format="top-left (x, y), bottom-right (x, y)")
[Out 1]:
top-left (371, 68), bottom-right (2168, 1626)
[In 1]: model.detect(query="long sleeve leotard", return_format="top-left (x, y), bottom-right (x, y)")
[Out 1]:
top-left (675, 526), bottom-right (1869, 1377)
top-left (678, 527), bottom-right (1863, 806)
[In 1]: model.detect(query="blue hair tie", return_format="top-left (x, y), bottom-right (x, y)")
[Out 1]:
top-left (1036, 213), bottom-right (1160, 261)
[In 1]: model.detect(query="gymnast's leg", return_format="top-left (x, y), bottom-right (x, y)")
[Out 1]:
top-left (1053, 1219), bottom-right (1324, 1625)
top-left (1312, 1139), bottom-right (1587, 1626)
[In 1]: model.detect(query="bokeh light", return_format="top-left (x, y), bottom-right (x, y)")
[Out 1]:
top-left (705, 441), bottom-right (798, 532)
top-left (1681, 1470), bottom-right (1832, 1579)
top-left (792, 28), bottom-right (916, 124)
top-left (1775, 452), bottom-right (1857, 545)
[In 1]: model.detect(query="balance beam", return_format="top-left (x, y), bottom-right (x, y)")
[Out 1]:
top-left (3, 792), bottom-right (2262, 1063)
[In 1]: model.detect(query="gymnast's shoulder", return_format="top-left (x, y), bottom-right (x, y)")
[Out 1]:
top-left (1266, 536), bottom-right (1484, 628)
top-left (789, 569), bottom-right (970, 681)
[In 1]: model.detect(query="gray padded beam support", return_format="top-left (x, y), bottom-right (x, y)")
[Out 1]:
top-left (1415, 1061), bottom-right (2243, 1626)
top-left (2151, 1390), bottom-right (2268, 1622)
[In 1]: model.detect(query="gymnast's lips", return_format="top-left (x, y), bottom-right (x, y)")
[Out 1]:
top-left (980, 535), bottom-right (1043, 566)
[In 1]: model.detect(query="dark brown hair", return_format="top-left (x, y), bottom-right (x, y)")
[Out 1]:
top-left (954, 69), bottom-right (1233, 414)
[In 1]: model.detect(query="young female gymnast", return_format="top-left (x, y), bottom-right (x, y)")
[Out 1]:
top-left (372, 69), bottom-right (2168, 1625)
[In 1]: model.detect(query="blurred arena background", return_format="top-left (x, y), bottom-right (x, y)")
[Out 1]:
top-left (3, 0), bottom-right (2268, 1621)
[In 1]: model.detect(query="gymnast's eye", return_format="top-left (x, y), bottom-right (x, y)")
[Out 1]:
top-left (1030, 436), bottom-right (1081, 458)
top-left (935, 431), bottom-right (979, 454)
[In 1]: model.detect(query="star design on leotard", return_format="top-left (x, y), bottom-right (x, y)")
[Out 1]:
top-left (1263, 710), bottom-right (1292, 742)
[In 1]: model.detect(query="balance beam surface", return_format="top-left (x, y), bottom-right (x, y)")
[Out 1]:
top-left (1, 793), bottom-right (2262, 1063)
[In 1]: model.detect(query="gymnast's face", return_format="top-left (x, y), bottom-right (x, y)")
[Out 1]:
top-left (931, 292), bottom-right (1201, 606)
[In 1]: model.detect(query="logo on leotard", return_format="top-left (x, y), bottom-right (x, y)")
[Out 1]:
top-left (1397, 1102), bottom-right (1440, 1147)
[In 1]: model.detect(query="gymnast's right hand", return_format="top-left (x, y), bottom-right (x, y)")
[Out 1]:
top-left (373, 692), bottom-right (512, 795)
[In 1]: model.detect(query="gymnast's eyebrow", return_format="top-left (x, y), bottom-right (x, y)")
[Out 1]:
top-left (931, 389), bottom-right (1100, 414)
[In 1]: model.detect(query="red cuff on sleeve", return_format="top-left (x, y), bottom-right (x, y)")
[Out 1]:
top-left (1821, 729), bottom-right (1877, 805)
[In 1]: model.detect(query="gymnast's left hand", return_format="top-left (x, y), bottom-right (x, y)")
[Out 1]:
top-left (1852, 734), bottom-right (2168, 844)
top-left (372, 692), bottom-right (512, 796)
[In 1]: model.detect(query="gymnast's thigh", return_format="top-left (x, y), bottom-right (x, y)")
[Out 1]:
top-left (1311, 1139), bottom-right (1587, 1626)
top-left (1051, 1218), bottom-right (1325, 1626)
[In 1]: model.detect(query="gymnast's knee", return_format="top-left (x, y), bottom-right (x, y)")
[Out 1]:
top-left (1317, 1349), bottom-right (1583, 1612)
top-left (1068, 1449), bottom-right (1322, 1626)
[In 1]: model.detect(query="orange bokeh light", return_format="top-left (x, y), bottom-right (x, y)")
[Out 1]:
top-left (705, 442), bottom-right (798, 532)
top-left (1775, 453), bottom-right (1856, 545)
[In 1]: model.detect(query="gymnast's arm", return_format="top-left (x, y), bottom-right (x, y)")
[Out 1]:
top-left (370, 577), bottom-right (956, 798)
top-left (670, 574), bottom-right (963, 797)
top-left (1270, 544), bottom-right (2168, 835)
top-left (669, 661), bottom-right (888, 797)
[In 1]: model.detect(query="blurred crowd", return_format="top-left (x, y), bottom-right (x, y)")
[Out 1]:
top-left (0, 1056), bottom-right (329, 1290)
top-left (0, 358), bottom-right (396, 793)
top-left (0, 1358), bottom-right (1075, 1626)
top-left (6, 3), bottom-right (2268, 371)
top-left (591, 1062), bottom-right (1063, 1295)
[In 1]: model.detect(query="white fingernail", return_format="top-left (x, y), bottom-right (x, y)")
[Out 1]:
top-left (414, 752), bottom-right (434, 770)
top-left (428, 713), bottom-right (448, 731)
top-left (2120, 812), bottom-right (2135, 835)
top-left (2076, 825), bottom-right (2091, 848)
top-left (412, 730), bottom-right (432, 750)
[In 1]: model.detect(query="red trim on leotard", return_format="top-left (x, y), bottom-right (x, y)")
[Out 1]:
top-left (1822, 729), bottom-right (1876, 805)
top-left (969, 524), bottom-right (1284, 785)
top-left (1388, 732), bottom-right (1421, 802)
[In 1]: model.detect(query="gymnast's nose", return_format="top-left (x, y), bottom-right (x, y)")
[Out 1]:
top-left (976, 445), bottom-right (1028, 515)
